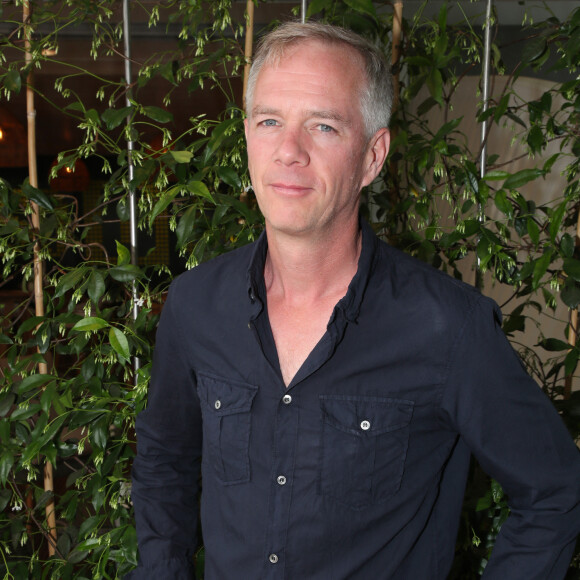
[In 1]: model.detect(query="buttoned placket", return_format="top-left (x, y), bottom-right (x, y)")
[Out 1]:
top-left (261, 386), bottom-right (300, 578)
top-left (249, 309), bottom-right (355, 579)
top-left (244, 230), bottom-right (368, 578)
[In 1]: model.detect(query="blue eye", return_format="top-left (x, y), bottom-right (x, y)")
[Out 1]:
top-left (262, 119), bottom-right (277, 127)
top-left (319, 124), bottom-right (334, 133)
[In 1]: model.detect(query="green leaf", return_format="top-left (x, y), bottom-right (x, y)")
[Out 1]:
top-left (213, 192), bottom-right (260, 224)
top-left (68, 549), bottom-right (90, 565)
top-left (494, 190), bottom-right (513, 218)
top-left (35, 490), bottom-right (54, 511)
top-left (79, 515), bottom-right (100, 540)
top-left (0, 393), bottom-right (15, 417)
top-left (527, 125), bottom-right (545, 153)
top-left (170, 150), bottom-right (193, 164)
top-left (0, 452), bottom-right (14, 485)
top-left (527, 218), bottom-right (540, 246)
top-left (40, 382), bottom-right (58, 415)
top-left (306, 0), bottom-right (333, 16)
top-left (4, 69), bottom-right (21, 93)
top-left (101, 106), bottom-right (132, 130)
top-left (142, 106), bottom-right (173, 124)
top-left (90, 417), bottom-right (109, 451)
top-left (561, 279), bottom-right (580, 309)
top-left (88, 269), bottom-right (106, 303)
top-left (539, 338), bottom-right (570, 352)
top-left (503, 168), bottom-right (543, 190)
top-left (549, 201), bottom-right (567, 243)
top-left (85, 108), bottom-right (100, 126)
top-left (160, 60), bottom-right (177, 84)
top-left (217, 167), bottom-right (242, 189)
top-left (116, 240), bottom-right (131, 266)
top-left (109, 327), bottom-right (130, 361)
top-left (344, 0), bottom-right (376, 17)
top-left (150, 185), bottom-right (183, 225)
top-left (22, 183), bottom-right (54, 211)
top-left (17, 374), bottom-right (55, 395)
top-left (564, 349), bottom-right (579, 377)
top-left (72, 317), bottom-right (109, 331)
top-left (117, 198), bottom-right (130, 221)
top-left (176, 205), bottom-right (197, 249)
top-left (54, 268), bottom-right (86, 298)
top-left (532, 250), bottom-right (553, 289)
top-left (109, 264), bottom-right (144, 283)
top-left (506, 111), bottom-right (527, 129)
top-left (204, 118), bottom-right (240, 162)
top-left (560, 233), bottom-right (575, 258)
top-left (426, 68), bottom-right (443, 105)
top-left (522, 36), bottom-right (547, 65)
top-left (0, 489), bottom-right (11, 512)
top-left (187, 180), bottom-right (214, 202)
top-left (564, 258), bottom-right (580, 282)
top-left (11, 403), bottom-right (41, 421)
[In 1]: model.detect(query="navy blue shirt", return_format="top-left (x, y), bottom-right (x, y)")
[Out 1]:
top-left (129, 220), bottom-right (580, 579)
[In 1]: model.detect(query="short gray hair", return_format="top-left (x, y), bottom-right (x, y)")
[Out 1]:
top-left (245, 21), bottom-right (393, 137)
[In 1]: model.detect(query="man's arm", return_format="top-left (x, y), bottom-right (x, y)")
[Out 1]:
top-left (127, 283), bottom-right (202, 579)
top-left (442, 296), bottom-right (580, 579)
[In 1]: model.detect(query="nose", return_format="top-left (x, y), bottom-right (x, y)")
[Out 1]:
top-left (274, 127), bottom-right (310, 167)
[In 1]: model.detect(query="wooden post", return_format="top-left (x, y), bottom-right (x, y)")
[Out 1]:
top-left (391, 1), bottom-right (403, 114)
top-left (23, 0), bottom-right (57, 556)
top-left (242, 0), bottom-right (255, 106)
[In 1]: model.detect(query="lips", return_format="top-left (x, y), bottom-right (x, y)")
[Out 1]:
top-left (269, 182), bottom-right (312, 196)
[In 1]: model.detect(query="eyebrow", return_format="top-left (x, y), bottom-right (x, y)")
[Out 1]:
top-left (250, 106), bottom-right (351, 127)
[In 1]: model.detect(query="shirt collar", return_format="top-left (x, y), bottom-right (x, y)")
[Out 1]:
top-left (246, 218), bottom-right (379, 323)
top-left (335, 218), bottom-right (378, 322)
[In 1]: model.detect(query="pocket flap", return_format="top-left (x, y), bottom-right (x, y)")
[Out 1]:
top-left (320, 395), bottom-right (414, 436)
top-left (197, 373), bottom-right (258, 416)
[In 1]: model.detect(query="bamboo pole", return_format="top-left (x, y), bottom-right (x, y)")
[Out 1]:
top-left (391, 1), bottom-right (403, 114)
top-left (479, 0), bottom-right (493, 181)
top-left (474, 0), bottom-right (493, 290)
top-left (23, 0), bottom-right (57, 556)
top-left (386, 2), bottom-right (403, 213)
top-left (301, 0), bottom-right (307, 23)
top-left (242, 0), bottom-right (255, 104)
top-left (122, 0), bottom-right (140, 376)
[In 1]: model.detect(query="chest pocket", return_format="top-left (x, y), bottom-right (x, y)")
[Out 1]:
top-left (319, 395), bottom-right (414, 510)
top-left (197, 373), bottom-right (258, 485)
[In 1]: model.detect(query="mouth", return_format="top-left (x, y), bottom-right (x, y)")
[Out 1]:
top-left (269, 182), bottom-right (312, 196)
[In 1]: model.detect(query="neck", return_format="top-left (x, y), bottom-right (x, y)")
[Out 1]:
top-left (264, 218), bottom-right (362, 305)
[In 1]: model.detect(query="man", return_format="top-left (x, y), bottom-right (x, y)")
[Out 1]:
top-left (129, 22), bottom-right (580, 579)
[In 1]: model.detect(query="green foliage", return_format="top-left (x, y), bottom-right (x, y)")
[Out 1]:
top-left (0, 1), bottom-right (260, 578)
top-left (1, 0), bottom-right (579, 578)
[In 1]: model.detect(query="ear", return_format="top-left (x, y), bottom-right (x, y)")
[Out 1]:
top-left (361, 128), bottom-right (390, 188)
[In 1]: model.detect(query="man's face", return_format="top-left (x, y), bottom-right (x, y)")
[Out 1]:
top-left (245, 40), bottom-right (388, 240)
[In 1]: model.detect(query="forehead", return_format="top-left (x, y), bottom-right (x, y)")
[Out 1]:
top-left (253, 40), bottom-right (365, 104)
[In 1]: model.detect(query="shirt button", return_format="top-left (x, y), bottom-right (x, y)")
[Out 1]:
top-left (277, 475), bottom-right (287, 485)
top-left (214, 400), bottom-right (221, 410)
top-left (360, 420), bottom-right (371, 430)
top-left (269, 553), bottom-right (278, 564)
top-left (282, 394), bottom-right (292, 405)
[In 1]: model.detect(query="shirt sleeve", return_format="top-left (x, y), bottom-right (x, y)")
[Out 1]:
top-left (441, 295), bottom-right (580, 580)
top-left (127, 281), bottom-right (202, 579)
